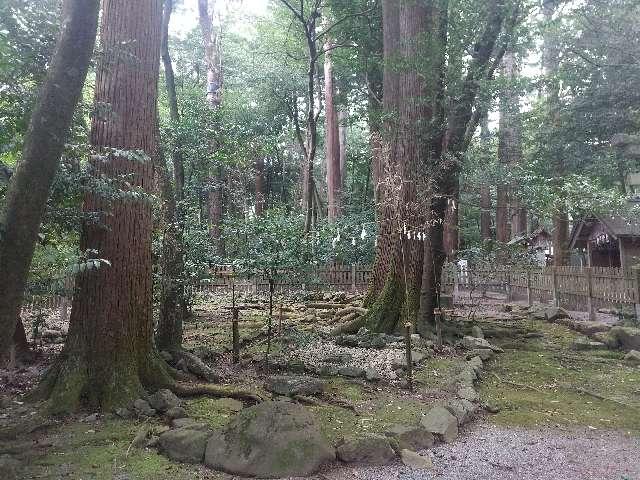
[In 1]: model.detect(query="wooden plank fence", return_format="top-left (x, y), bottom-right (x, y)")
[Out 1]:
top-left (443, 264), bottom-right (640, 320)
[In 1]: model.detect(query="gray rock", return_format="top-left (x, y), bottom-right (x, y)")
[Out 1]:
top-left (158, 425), bottom-right (213, 463)
top-left (159, 350), bottom-right (173, 362)
top-left (335, 335), bottom-right (360, 347)
top-left (467, 356), bottom-right (483, 372)
top-left (323, 353), bottom-right (352, 364)
top-left (420, 406), bottom-right (458, 443)
top-left (624, 349), bottom-right (640, 364)
top-left (0, 454), bottom-right (20, 480)
top-left (165, 406), bottom-right (188, 420)
top-left (133, 399), bottom-right (156, 417)
top-left (265, 376), bottom-right (325, 396)
top-left (571, 339), bottom-right (606, 351)
top-left (471, 326), bottom-right (484, 339)
top-left (82, 413), bottom-right (99, 423)
top-left (148, 389), bottom-right (181, 413)
top-left (286, 359), bottom-right (306, 373)
top-left (462, 336), bottom-right (493, 351)
top-left (338, 366), bottom-right (366, 378)
top-left (317, 365), bottom-right (338, 377)
top-left (466, 349), bottom-right (494, 361)
top-left (364, 368), bottom-right (383, 382)
top-left (171, 418), bottom-right (200, 429)
top-left (336, 434), bottom-right (396, 465)
top-left (445, 399), bottom-right (477, 425)
top-left (392, 350), bottom-right (430, 369)
top-left (453, 366), bottom-right (477, 387)
top-left (457, 385), bottom-right (479, 402)
top-left (400, 449), bottom-right (434, 470)
top-left (606, 327), bottom-right (640, 351)
top-left (544, 307), bottom-right (569, 322)
top-left (384, 424), bottom-right (434, 451)
top-left (204, 401), bottom-right (334, 478)
top-left (115, 407), bottom-right (132, 419)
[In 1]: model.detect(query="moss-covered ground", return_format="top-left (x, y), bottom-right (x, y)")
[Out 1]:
top-left (479, 318), bottom-right (640, 432)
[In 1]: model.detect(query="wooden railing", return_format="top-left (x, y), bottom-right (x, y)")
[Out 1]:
top-left (442, 264), bottom-right (640, 319)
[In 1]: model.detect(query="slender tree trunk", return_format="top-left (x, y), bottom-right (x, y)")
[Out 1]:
top-left (443, 195), bottom-right (458, 258)
top-left (338, 110), bottom-right (348, 189)
top-left (0, 0), bottom-right (99, 359)
top-left (37, 0), bottom-right (173, 413)
top-left (480, 117), bottom-right (492, 240)
top-left (543, 0), bottom-right (569, 266)
top-left (325, 42), bottom-right (342, 222)
top-left (198, 0), bottom-right (225, 255)
top-left (255, 156), bottom-right (266, 216)
top-left (156, 0), bottom-right (186, 352)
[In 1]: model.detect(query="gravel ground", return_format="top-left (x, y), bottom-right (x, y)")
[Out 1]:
top-left (306, 423), bottom-right (640, 480)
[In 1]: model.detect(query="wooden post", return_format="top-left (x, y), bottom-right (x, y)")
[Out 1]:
top-left (232, 307), bottom-right (240, 364)
top-left (506, 271), bottom-right (512, 302)
top-left (585, 267), bottom-right (596, 321)
top-left (633, 266), bottom-right (640, 323)
top-left (453, 264), bottom-right (459, 299)
top-left (278, 302), bottom-right (284, 336)
top-left (351, 264), bottom-right (357, 292)
top-left (404, 323), bottom-right (413, 393)
top-left (551, 267), bottom-right (559, 307)
top-left (526, 269), bottom-right (533, 307)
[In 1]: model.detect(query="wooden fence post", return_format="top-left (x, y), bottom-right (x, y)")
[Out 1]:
top-left (526, 269), bottom-right (533, 307)
top-left (505, 271), bottom-right (512, 302)
top-left (633, 266), bottom-right (640, 323)
top-left (404, 323), bottom-right (413, 393)
top-left (551, 267), bottom-right (559, 307)
top-left (586, 267), bottom-right (596, 321)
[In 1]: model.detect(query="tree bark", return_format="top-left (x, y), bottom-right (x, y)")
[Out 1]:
top-left (0, 0), bottom-right (99, 359)
top-left (255, 156), bottom-right (266, 216)
top-left (325, 42), bottom-right (342, 222)
top-left (543, 0), bottom-right (569, 266)
top-left (338, 110), bottom-right (348, 190)
top-left (361, 0), bottom-right (431, 334)
top-left (480, 118), bottom-right (492, 240)
top-left (37, 0), bottom-right (173, 413)
top-left (198, 0), bottom-right (225, 256)
top-left (156, 0), bottom-right (186, 352)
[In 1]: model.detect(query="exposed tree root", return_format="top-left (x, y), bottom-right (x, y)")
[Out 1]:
top-left (171, 382), bottom-right (265, 404)
top-left (318, 393), bottom-right (359, 414)
top-left (170, 349), bottom-right (220, 383)
top-left (491, 373), bottom-right (544, 393)
top-left (568, 386), bottom-right (638, 411)
top-left (330, 315), bottom-right (366, 335)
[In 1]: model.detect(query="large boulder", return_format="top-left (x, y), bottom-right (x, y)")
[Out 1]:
top-left (204, 401), bottom-right (334, 478)
top-left (624, 350), bottom-right (640, 364)
top-left (420, 406), bottom-right (458, 443)
top-left (158, 424), bottom-right (213, 464)
top-left (445, 399), bottom-right (477, 426)
top-left (384, 424), bottom-right (434, 451)
top-left (461, 336), bottom-right (503, 353)
top-left (400, 449), bottom-right (434, 470)
top-left (336, 434), bottom-right (396, 465)
top-left (544, 307), bottom-right (569, 322)
top-left (606, 327), bottom-right (640, 351)
top-left (264, 376), bottom-right (325, 396)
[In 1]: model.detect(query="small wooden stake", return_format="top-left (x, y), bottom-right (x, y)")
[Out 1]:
top-left (404, 323), bottom-right (413, 393)
top-left (232, 307), bottom-right (240, 364)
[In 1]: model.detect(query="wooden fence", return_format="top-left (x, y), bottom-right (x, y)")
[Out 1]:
top-left (443, 265), bottom-right (640, 320)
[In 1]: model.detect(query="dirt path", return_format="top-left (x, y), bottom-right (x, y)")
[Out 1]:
top-left (313, 423), bottom-right (640, 480)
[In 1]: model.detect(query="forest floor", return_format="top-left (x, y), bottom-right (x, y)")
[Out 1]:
top-left (1, 292), bottom-right (639, 479)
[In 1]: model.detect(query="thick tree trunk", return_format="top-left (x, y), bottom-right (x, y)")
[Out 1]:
top-left (325, 43), bottom-right (342, 222)
top-left (0, 0), bottom-right (99, 359)
top-left (255, 156), bottom-right (266, 216)
top-left (338, 110), bottom-right (348, 189)
top-left (37, 0), bottom-right (173, 413)
top-left (155, 0), bottom-right (186, 352)
top-left (362, 0), bottom-right (430, 334)
top-left (443, 194), bottom-right (459, 258)
top-left (480, 185), bottom-right (492, 240)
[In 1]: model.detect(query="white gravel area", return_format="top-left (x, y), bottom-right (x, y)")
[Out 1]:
top-left (303, 423), bottom-right (640, 480)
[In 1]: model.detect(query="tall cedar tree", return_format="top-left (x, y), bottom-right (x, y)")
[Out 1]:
top-left (198, 0), bottom-right (225, 256)
top-left (325, 41), bottom-right (342, 221)
top-left (38, 0), bottom-right (174, 412)
top-left (0, 0), bottom-right (99, 360)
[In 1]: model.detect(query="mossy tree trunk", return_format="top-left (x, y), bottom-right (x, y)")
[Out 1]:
top-left (38, 0), bottom-right (173, 414)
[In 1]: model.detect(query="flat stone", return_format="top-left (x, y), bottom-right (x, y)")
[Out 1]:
top-left (265, 375), bottom-right (325, 396)
top-left (445, 399), bottom-right (477, 425)
top-left (466, 349), bottom-right (494, 361)
top-left (457, 385), bottom-right (479, 402)
top-left (158, 426), bottom-right (213, 463)
top-left (453, 366), bottom-right (477, 387)
top-left (148, 389), bottom-right (181, 413)
top-left (401, 449), bottom-right (434, 470)
top-left (384, 424), bottom-right (434, 451)
top-left (624, 350), bottom-right (640, 364)
top-left (467, 356), bottom-right (483, 371)
top-left (336, 435), bottom-right (396, 465)
top-left (132, 399), bottom-right (156, 417)
top-left (364, 368), bottom-right (383, 382)
top-left (571, 339), bottom-right (607, 351)
top-left (204, 401), bottom-right (334, 478)
top-left (171, 418), bottom-right (199, 429)
top-left (544, 307), bottom-right (570, 322)
top-left (420, 406), bottom-right (458, 443)
top-left (462, 336), bottom-right (503, 353)
top-left (607, 327), bottom-right (640, 351)
top-left (338, 366), bottom-right (366, 378)
top-left (323, 353), bottom-right (352, 364)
